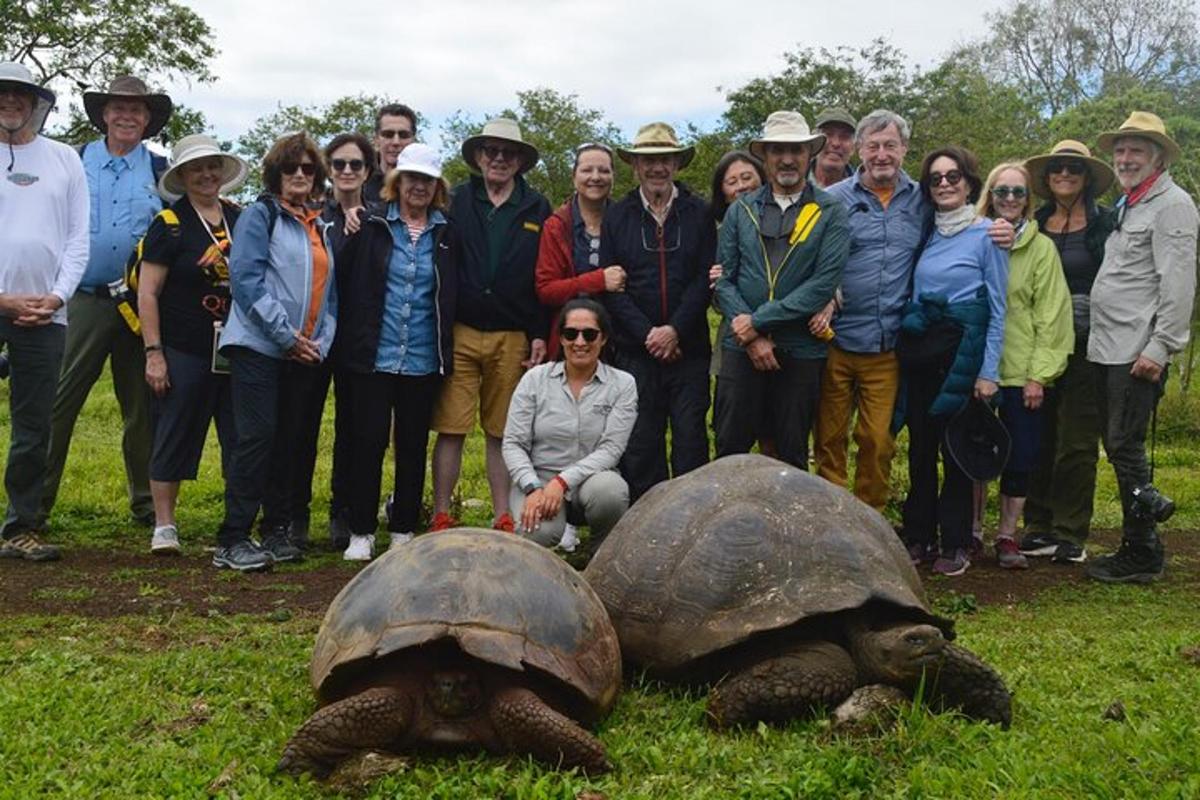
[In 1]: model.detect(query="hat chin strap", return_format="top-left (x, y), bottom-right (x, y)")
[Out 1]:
top-left (2, 107), bottom-right (35, 172)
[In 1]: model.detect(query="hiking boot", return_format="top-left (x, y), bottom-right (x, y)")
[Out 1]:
top-left (1051, 540), bottom-right (1087, 564)
top-left (389, 532), bottom-right (414, 550)
top-left (212, 540), bottom-right (272, 572)
top-left (329, 511), bottom-right (351, 551)
top-left (932, 548), bottom-right (971, 577)
top-left (0, 532), bottom-right (61, 562)
top-left (995, 537), bottom-right (1028, 570)
top-left (343, 534), bottom-right (375, 562)
top-left (1018, 532), bottom-right (1060, 557)
top-left (150, 525), bottom-right (181, 555)
top-left (1086, 541), bottom-right (1164, 584)
top-left (906, 541), bottom-right (934, 566)
top-left (492, 512), bottom-right (516, 534)
top-left (289, 518), bottom-right (311, 550)
top-left (261, 528), bottom-right (304, 563)
top-left (428, 511), bottom-right (459, 532)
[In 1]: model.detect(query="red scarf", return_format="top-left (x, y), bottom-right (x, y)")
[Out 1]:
top-left (1124, 169), bottom-right (1163, 207)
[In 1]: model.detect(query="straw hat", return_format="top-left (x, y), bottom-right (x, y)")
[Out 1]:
top-left (461, 118), bottom-right (539, 174)
top-left (749, 111), bottom-right (826, 160)
top-left (617, 122), bottom-right (695, 168)
top-left (157, 134), bottom-right (249, 201)
top-left (0, 62), bottom-right (56, 133)
top-left (83, 76), bottom-right (174, 139)
top-left (1096, 111), bottom-right (1181, 165)
top-left (1024, 140), bottom-right (1116, 199)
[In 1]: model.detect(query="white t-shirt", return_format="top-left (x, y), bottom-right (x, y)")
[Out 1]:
top-left (0, 135), bottom-right (89, 325)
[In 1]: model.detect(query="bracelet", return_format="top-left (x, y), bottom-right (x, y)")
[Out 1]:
top-left (552, 475), bottom-right (569, 493)
top-left (144, 344), bottom-right (163, 353)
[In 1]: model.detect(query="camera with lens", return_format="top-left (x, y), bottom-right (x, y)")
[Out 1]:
top-left (1130, 483), bottom-right (1175, 523)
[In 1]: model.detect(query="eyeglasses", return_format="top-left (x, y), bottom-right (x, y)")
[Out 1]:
top-left (378, 129), bottom-right (414, 141)
top-left (482, 144), bottom-right (521, 162)
top-left (330, 158), bottom-right (365, 173)
top-left (927, 170), bottom-right (963, 187)
top-left (281, 161), bottom-right (316, 177)
top-left (1046, 159), bottom-right (1086, 176)
top-left (561, 326), bottom-right (601, 343)
top-left (991, 185), bottom-right (1028, 199)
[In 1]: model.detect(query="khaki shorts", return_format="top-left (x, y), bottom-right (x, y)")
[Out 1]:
top-left (432, 323), bottom-right (529, 438)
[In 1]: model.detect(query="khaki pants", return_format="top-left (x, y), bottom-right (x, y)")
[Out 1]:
top-left (813, 346), bottom-right (899, 512)
top-left (508, 470), bottom-right (629, 548)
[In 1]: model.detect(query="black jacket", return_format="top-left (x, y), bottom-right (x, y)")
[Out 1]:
top-left (331, 205), bottom-right (457, 376)
top-left (448, 174), bottom-right (551, 340)
top-left (599, 183), bottom-right (715, 358)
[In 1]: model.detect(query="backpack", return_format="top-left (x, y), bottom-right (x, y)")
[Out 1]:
top-left (114, 208), bottom-right (183, 335)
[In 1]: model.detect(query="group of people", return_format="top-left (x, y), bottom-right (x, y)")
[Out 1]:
top-left (1, 61), bottom-right (1195, 586)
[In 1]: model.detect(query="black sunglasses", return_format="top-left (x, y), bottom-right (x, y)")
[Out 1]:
top-left (378, 129), bottom-right (414, 140)
top-left (991, 185), bottom-right (1028, 199)
top-left (330, 158), bottom-right (365, 173)
top-left (482, 144), bottom-right (521, 162)
top-left (1046, 159), bottom-right (1086, 175)
top-left (927, 170), bottom-right (963, 187)
top-left (561, 326), bottom-right (601, 343)
top-left (281, 161), bottom-right (316, 177)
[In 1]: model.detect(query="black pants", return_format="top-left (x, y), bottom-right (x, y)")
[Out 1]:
top-left (1094, 362), bottom-right (1164, 544)
top-left (285, 362), bottom-right (354, 528)
top-left (714, 347), bottom-right (823, 469)
top-left (344, 371), bottom-right (441, 536)
top-left (615, 351), bottom-right (710, 502)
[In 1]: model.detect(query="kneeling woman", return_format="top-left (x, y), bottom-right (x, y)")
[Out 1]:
top-left (502, 298), bottom-right (637, 552)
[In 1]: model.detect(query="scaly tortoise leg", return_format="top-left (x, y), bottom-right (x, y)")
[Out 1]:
top-left (923, 642), bottom-right (1012, 728)
top-left (707, 641), bottom-right (858, 728)
top-left (277, 687), bottom-right (413, 777)
top-left (489, 686), bottom-right (610, 773)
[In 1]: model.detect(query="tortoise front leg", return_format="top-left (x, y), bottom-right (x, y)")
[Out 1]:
top-left (489, 686), bottom-right (610, 773)
top-left (277, 687), bottom-right (413, 777)
top-left (707, 641), bottom-right (858, 729)
top-left (924, 642), bottom-right (1012, 728)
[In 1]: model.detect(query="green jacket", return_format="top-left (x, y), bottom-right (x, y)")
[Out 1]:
top-left (998, 220), bottom-right (1074, 387)
top-left (714, 184), bottom-right (849, 358)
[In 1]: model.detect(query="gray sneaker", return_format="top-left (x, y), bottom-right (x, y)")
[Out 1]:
top-left (150, 525), bottom-right (181, 555)
top-left (0, 532), bottom-right (61, 562)
top-left (261, 529), bottom-right (304, 563)
top-left (212, 540), bottom-right (272, 572)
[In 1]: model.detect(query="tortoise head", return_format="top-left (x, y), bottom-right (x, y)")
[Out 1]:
top-left (851, 622), bottom-right (946, 685)
top-left (427, 670), bottom-right (485, 718)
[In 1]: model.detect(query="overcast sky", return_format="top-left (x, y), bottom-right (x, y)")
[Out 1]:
top-left (155, 0), bottom-right (1010, 142)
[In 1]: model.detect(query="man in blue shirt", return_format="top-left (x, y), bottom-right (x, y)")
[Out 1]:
top-left (40, 76), bottom-right (172, 530)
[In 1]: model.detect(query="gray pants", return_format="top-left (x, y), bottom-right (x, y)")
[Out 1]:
top-left (40, 292), bottom-right (153, 524)
top-left (508, 470), bottom-right (629, 548)
top-left (1, 320), bottom-right (66, 537)
top-left (1094, 362), bottom-right (1163, 544)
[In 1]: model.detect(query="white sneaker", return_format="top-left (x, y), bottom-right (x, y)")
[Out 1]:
top-left (343, 534), bottom-right (375, 561)
top-left (150, 525), bottom-right (181, 555)
top-left (389, 532), bottom-right (414, 550)
top-left (558, 524), bottom-right (579, 553)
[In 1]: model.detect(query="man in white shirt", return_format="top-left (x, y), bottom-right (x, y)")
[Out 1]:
top-left (0, 63), bottom-right (89, 561)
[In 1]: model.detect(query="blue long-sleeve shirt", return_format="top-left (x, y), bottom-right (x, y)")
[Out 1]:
top-left (79, 139), bottom-right (162, 290)
top-left (912, 219), bottom-right (1009, 381)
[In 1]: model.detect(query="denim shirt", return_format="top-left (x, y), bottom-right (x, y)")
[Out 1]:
top-left (375, 205), bottom-right (443, 375)
top-left (80, 139), bottom-right (162, 290)
top-left (824, 169), bottom-right (929, 353)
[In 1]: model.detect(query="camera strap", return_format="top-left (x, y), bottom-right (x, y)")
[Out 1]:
top-left (1149, 398), bottom-right (1159, 484)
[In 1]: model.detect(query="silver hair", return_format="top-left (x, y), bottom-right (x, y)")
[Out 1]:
top-left (855, 109), bottom-right (911, 147)
top-left (1114, 134), bottom-right (1165, 167)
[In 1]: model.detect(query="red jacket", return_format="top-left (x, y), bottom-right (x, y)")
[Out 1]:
top-left (535, 198), bottom-right (607, 358)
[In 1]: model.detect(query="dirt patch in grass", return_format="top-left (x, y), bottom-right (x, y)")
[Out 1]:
top-left (2, 529), bottom-right (1197, 618)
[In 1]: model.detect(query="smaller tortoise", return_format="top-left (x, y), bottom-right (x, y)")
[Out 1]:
top-left (584, 455), bottom-right (1012, 729)
top-left (278, 529), bottom-right (622, 776)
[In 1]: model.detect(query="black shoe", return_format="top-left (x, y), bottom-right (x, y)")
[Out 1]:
top-left (1051, 540), bottom-right (1087, 564)
top-left (329, 511), bottom-right (351, 551)
top-left (261, 529), bottom-right (304, 563)
top-left (1086, 541), bottom-right (1163, 584)
top-left (289, 518), bottom-right (311, 550)
top-left (212, 540), bottom-right (273, 572)
top-left (1018, 532), bottom-right (1060, 557)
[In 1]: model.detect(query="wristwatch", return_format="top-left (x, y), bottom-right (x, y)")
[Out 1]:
top-left (522, 481), bottom-right (543, 495)
top-left (144, 344), bottom-right (164, 354)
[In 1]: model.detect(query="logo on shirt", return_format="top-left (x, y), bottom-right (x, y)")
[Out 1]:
top-left (5, 172), bottom-right (39, 187)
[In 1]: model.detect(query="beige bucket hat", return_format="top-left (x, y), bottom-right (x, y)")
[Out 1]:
top-left (749, 111), bottom-right (826, 160)
top-left (157, 134), bottom-right (249, 201)
top-left (617, 122), bottom-right (695, 169)
top-left (1096, 111), bottom-right (1181, 165)
top-left (461, 118), bottom-right (539, 174)
top-left (1024, 140), bottom-right (1116, 199)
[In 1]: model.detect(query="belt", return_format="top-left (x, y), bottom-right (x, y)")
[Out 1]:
top-left (78, 285), bottom-right (114, 299)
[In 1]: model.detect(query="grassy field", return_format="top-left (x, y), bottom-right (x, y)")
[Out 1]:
top-left (2, 363), bottom-right (1200, 799)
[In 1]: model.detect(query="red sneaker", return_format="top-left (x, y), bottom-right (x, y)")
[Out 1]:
top-left (492, 512), bottom-right (516, 533)
top-left (428, 511), bottom-right (459, 532)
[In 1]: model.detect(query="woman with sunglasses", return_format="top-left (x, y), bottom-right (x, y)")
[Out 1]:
top-left (535, 143), bottom-right (625, 359)
top-left (971, 162), bottom-right (1073, 570)
top-left (333, 143), bottom-right (457, 561)
top-left (894, 146), bottom-right (1007, 578)
top-left (1016, 141), bottom-right (1117, 565)
top-left (212, 131), bottom-right (336, 572)
top-left (502, 298), bottom-right (637, 555)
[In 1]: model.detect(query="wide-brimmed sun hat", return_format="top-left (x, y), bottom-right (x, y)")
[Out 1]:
top-left (0, 61), bottom-right (56, 133)
top-left (1024, 140), bottom-right (1116, 199)
top-left (617, 122), bottom-right (695, 169)
top-left (83, 75), bottom-right (173, 139)
top-left (157, 134), bottom-right (248, 201)
top-left (394, 142), bottom-right (443, 178)
top-left (461, 118), bottom-right (539, 174)
top-left (749, 111), bottom-right (826, 160)
top-left (1096, 110), bottom-right (1181, 165)
top-left (943, 397), bottom-right (1011, 483)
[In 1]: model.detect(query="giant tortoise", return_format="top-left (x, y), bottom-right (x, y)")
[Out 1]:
top-left (583, 455), bottom-right (1011, 728)
top-left (278, 529), bottom-right (622, 776)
